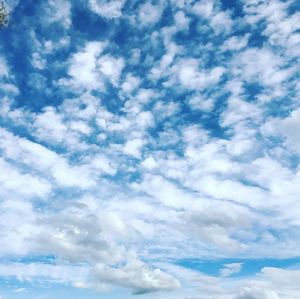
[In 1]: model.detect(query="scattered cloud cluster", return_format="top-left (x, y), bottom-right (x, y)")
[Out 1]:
top-left (0, 0), bottom-right (300, 298)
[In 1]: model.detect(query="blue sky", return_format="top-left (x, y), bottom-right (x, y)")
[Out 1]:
top-left (0, 0), bottom-right (300, 298)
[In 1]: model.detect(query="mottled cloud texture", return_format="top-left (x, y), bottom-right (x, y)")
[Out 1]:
top-left (0, 0), bottom-right (300, 298)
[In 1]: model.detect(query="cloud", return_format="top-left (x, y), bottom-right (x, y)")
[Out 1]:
top-left (0, 198), bottom-right (38, 257)
top-left (138, 2), bottom-right (164, 27)
top-left (234, 287), bottom-right (281, 299)
top-left (123, 138), bottom-right (144, 158)
top-left (67, 41), bottom-right (106, 90)
top-left (91, 259), bottom-right (180, 294)
top-left (174, 59), bottom-right (224, 90)
top-left (231, 48), bottom-right (292, 88)
top-left (88, 0), bottom-right (125, 19)
top-left (0, 263), bottom-right (88, 286)
top-left (221, 34), bottom-right (250, 51)
top-left (0, 157), bottom-right (51, 197)
top-left (42, 0), bottom-right (72, 28)
top-left (262, 108), bottom-right (300, 153)
top-left (192, 0), bottom-right (233, 34)
top-left (1, 0), bottom-right (300, 297)
top-left (0, 128), bottom-right (95, 189)
top-left (220, 263), bottom-right (243, 277)
top-left (97, 54), bottom-right (125, 86)
top-left (0, 57), bottom-right (9, 77)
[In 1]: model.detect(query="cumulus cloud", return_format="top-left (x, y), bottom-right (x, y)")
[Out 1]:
top-left (88, 0), bottom-right (125, 19)
top-left (91, 260), bottom-right (180, 294)
top-left (123, 138), bottom-right (144, 158)
top-left (220, 263), bottom-right (243, 277)
top-left (1, 0), bottom-right (300, 297)
top-left (68, 41), bottom-right (106, 90)
top-left (262, 108), bottom-right (300, 153)
top-left (97, 54), bottom-right (125, 85)
top-left (231, 48), bottom-right (292, 88)
top-left (138, 2), bottom-right (164, 27)
top-left (234, 287), bottom-right (281, 299)
top-left (175, 59), bottom-right (224, 90)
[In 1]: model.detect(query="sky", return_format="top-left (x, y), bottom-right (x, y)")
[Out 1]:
top-left (0, 0), bottom-right (300, 298)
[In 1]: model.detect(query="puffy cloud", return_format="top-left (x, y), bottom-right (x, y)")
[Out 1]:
top-left (192, 0), bottom-right (233, 33)
top-left (221, 34), bottom-right (250, 51)
top-left (174, 10), bottom-right (190, 30)
top-left (123, 138), bottom-right (144, 158)
top-left (138, 2), bottom-right (164, 27)
top-left (175, 59), bottom-right (224, 90)
top-left (231, 48), bottom-right (293, 89)
top-left (183, 205), bottom-right (251, 252)
top-left (0, 57), bottom-right (9, 77)
top-left (234, 287), bottom-right (281, 299)
top-left (36, 207), bottom-right (126, 264)
top-left (88, 0), bottom-right (125, 19)
top-left (42, 0), bottom-right (72, 28)
top-left (220, 263), bottom-right (243, 277)
top-left (0, 198), bottom-right (38, 257)
top-left (91, 259), bottom-right (180, 294)
top-left (67, 41), bottom-right (124, 90)
top-left (68, 41), bottom-right (106, 90)
top-left (0, 128), bottom-right (95, 188)
top-left (0, 263), bottom-right (88, 286)
top-left (1, 0), bottom-right (300, 297)
top-left (262, 108), bottom-right (300, 153)
top-left (141, 156), bottom-right (158, 170)
top-left (34, 106), bottom-right (68, 142)
top-left (97, 54), bottom-right (125, 85)
top-left (121, 74), bottom-right (140, 94)
top-left (0, 157), bottom-right (51, 197)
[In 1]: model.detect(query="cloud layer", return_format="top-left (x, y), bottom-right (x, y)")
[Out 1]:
top-left (0, 0), bottom-right (300, 298)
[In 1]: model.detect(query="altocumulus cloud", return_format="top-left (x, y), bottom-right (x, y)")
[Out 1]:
top-left (0, 0), bottom-right (300, 298)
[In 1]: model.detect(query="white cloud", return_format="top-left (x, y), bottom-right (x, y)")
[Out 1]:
top-left (0, 128), bottom-right (95, 189)
top-left (89, 154), bottom-right (116, 175)
top-left (192, 0), bottom-right (233, 33)
top-left (222, 34), bottom-right (250, 51)
top-left (175, 59), bottom-right (224, 90)
top-left (231, 48), bottom-right (293, 88)
top-left (184, 207), bottom-right (250, 252)
top-left (141, 156), bottom-right (158, 170)
top-left (139, 2), bottom-right (163, 27)
top-left (188, 94), bottom-right (215, 112)
top-left (91, 259), bottom-right (180, 294)
top-left (43, 0), bottom-right (72, 28)
top-left (174, 10), bottom-right (190, 30)
top-left (88, 0), bottom-right (125, 19)
top-left (220, 97), bottom-right (262, 128)
top-left (234, 287), bottom-right (281, 299)
top-left (1, 0), bottom-right (300, 297)
top-left (123, 138), bottom-right (144, 158)
top-left (220, 263), bottom-right (243, 277)
top-left (36, 207), bottom-right (126, 264)
top-left (0, 57), bottom-right (9, 77)
top-left (135, 88), bottom-right (156, 104)
top-left (262, 108), bottom-right (300, 153)
top-left (0, 199), bottom-right (38, 257)
top-left (150, 42), bottom-right (179, 80)
top-left (97, 54), bottom-right (125, 85)
top-left (34, 106), bottom-right (67, 142)
top-left (68, 41), bottom-right (106, 89)
top-left (0, 263), bottom-right (88, 286)
top-left (0, 157), bottom-right (51, 197)
top-left (121, 74), bottom-right (140, 94)
top-left (31, 52), bottom-right (46, 70)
